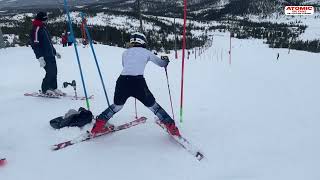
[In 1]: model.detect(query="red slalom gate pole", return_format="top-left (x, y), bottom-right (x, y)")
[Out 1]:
top-left (180, 0), bottom-right (187, 123)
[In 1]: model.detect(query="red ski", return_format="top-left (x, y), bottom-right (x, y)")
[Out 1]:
top-left (156, 119), bottom-right (205, 161)
top-left (51, 117), bottom-right (147, 151)
top-left (24, 92), bottom-right (94, 100)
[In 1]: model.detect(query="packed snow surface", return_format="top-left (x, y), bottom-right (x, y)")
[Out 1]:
top-left (0, 33), bottom-right (319, 180)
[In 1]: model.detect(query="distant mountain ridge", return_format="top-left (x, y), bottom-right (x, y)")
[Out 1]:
top-left (0, 0), bottom-right (117, 9)
top-left (0, 0), bottom-right (319, 19)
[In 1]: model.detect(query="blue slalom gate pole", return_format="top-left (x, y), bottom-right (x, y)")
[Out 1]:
top-left (80, 12), bottom-right (111, 106)
top-left (63, 0), bottom-right (91, 110)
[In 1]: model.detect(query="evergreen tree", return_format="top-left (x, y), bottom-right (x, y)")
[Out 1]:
top-left (0, 26), bottom-right (5, 48)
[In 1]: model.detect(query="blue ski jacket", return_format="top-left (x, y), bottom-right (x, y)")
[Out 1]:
top-left (30, 19), bottom-right (56, 60)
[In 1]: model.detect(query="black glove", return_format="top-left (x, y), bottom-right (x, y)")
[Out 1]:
top-left (161, 56), bottom-right (169, 61)
top-left (161, 56), bottom-right (170, 67)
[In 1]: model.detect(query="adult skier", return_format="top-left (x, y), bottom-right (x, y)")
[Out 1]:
top-left (30, 12), bottom-right (64, 95)
top-left (91, 32), bottom-right (180, 136)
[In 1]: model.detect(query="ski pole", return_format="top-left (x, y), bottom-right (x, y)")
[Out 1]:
top-left (63, 0), bottom-right (90, 110)
top-left (134, 98), bottom-right (138, 119)
top-left (164, 67), bottom-right (175, 120)
top-left (80, 12), bottom-right (111, 106)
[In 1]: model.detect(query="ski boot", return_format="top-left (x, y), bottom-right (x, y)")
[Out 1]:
top-left (91, 119), bottom-right (115, 136)
top-left (0, 158), bottom-right (6, 166)
top-left (163, 122), bottom-right (181, 137)
top-left (53, 89), bottom-right (66, 96)
top-left (44, 89), bottom-right (57, 96)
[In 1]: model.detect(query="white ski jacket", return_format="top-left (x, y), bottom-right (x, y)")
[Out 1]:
top-left (121, 47), bottom-right (167, 76)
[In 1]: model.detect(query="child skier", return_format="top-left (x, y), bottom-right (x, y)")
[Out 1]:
top-left (91, 32), bottom-right (180, 136)
top-left (61, 32), bottom-right (68, 47)
top-left (30, 12), bottom-right (64, 96)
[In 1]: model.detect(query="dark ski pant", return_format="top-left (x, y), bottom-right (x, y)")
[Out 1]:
top-left (98, 75), bottom-right (174, 124)
top-left (42, 57), bottom-right (57, 93)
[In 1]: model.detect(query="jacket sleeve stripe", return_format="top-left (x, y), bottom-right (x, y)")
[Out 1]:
top-left (34, 26), bottom-right (40, 43)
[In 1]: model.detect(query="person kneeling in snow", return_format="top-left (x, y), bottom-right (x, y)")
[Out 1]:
top-left (30, 12), bottom-right (64, 96)
top-left (91, 32), bottom-right (180, 136)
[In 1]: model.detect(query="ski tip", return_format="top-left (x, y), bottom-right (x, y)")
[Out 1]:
top-left (196, 152), bottom-right (205, 161)
top-left (51, 145), bottom-right (60, 151)
top-left (138, 116), bottom-right (147, 121)
top-left (0, 158), bottom-right (7, 166)
top-left (51, 142), bottom-right (69, 151)
top-left (133, 116), bottom-right (147, 123)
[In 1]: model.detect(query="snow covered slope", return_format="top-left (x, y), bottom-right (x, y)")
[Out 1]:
top-left (0, 33), bottom-right (320, 180)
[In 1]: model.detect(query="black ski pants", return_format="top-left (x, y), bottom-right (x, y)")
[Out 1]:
top-left (114, 75), bottom-right (155, 107)
top-left (42, 57), bottom-right (57, 93)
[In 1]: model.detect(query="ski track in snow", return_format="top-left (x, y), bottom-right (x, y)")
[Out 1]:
top-left (0, 33), bottom-right (320, 180)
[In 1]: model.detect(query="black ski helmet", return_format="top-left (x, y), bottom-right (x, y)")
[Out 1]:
top-left (36, 12), bottom-right (48, 21)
